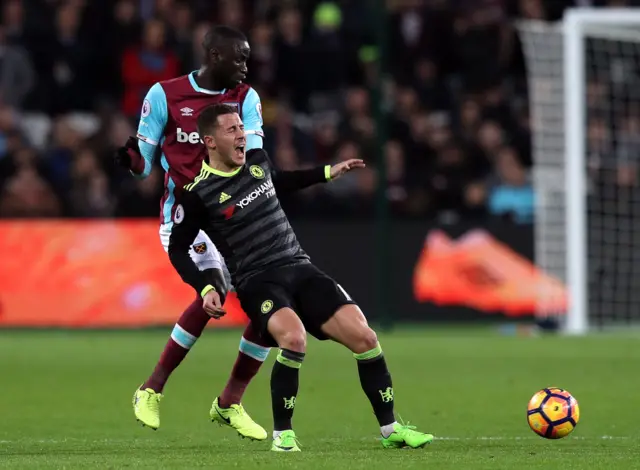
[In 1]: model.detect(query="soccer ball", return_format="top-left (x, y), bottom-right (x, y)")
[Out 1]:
top-left (527, 388), bottom-right (580, 439)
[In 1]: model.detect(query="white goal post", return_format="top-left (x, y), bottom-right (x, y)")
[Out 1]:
top-left (518, 8), bottom-right (640, 334)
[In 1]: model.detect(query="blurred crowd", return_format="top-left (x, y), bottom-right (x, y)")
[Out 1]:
top-left (0, 0), bottom-right (634, 221)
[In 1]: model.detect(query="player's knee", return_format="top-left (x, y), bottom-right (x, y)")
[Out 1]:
top-left (268, 308), bottom-right (306, 352)
top-left (279, 329), bottom-right (307, 353)
top-left (353, 327), bottom-right (378, 354)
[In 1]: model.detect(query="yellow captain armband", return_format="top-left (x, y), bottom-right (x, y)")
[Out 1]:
top-left (201, 285), bottom-right (216, 298)
top-left (324, 165), bottom-right (332, 181)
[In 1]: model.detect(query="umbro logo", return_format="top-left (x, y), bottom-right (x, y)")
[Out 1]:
top-left (180, 107), bottom-right (194, 116)
top-left (219, 192), bottom-right (231, 203)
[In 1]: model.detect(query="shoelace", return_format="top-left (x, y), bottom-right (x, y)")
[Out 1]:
top-left (377, 418), bottom-right (419, 442)
top-left (397, 424), bottom-right (418, 433)
top-left (396, 417), bottom-right (418, 434)
top-left (280, 433), bottom-right (302, 449)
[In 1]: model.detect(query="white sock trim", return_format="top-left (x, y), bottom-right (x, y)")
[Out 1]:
top-left (171, 324), bottom-right (197, 349)
top-left (273, 430), bottom-right (291, 439)
top-left (380, 422), bottom-right (398, 438)
top-left (239, 337), bottom-right (271, 361)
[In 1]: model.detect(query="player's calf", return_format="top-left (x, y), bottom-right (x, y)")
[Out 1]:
top-left (142, 267), bottom-right (227, 394)
top-left (265, 308), bottom-right (306, 449)
top-left (141, 297), bottom-right (209, 393)
top-left (211, 325), bottom-right (271, 441)
top-left (218, 324), bottom-right (272, 408)
top-left (321, 305), bottom-right (396, 426)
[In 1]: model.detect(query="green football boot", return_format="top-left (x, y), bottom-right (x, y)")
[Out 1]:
top-left (210, 397), bottom-right (268, 441)
top-left (271, 430), bottom-right (301, 452)
top-left (133, 387), bottom-right (162, 430)
top-left (381, 423), bottom-right (434, 449)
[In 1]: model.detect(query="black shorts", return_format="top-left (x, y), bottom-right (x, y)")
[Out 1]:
top-left (236, 263), bottom-right (357, 342)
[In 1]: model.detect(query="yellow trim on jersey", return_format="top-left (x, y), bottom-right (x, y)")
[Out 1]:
top-left (202, 160), bottom-right (243, 178)
top-left (184, 167), bottom-right (209, 191)
top-left (201, 284), bottom-right (216, 298)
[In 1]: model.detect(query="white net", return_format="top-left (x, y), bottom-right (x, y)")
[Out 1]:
top-left (518, 17), bottom-right (640, 329)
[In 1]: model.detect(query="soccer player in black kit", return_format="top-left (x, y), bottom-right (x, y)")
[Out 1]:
top-left (168, 104), bottom-right (434, 452)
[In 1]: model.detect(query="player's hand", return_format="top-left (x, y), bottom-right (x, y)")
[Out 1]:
top-left (114, 136), bottom-right (145, 174)
top-left (203, 290), bottom-right (226, 319)
top-left (330, 159), bottom-right (366, 180)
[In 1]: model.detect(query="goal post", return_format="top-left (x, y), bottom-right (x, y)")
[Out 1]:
top-left (518, 8), bottom-right (640, 334)
top-left (565, 9), bottom-right (588, 336)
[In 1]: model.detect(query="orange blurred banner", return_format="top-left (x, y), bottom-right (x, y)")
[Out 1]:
top-left (0, 220), bottom-right (249, 328)
top-left (413, 229), bottom-right (568, 316)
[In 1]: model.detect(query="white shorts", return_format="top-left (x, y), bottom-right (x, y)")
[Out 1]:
top-left (159, 223), bottom-right (222, 272)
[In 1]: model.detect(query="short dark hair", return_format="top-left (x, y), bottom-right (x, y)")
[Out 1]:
top-left (203, 25), bottom-right (247, 51)
top-left (197, 104), bottom-right (238, 135)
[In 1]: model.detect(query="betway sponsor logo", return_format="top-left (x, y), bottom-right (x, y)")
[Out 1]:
top-left (237, 180), bottom-right (275, 208)
top-left (176, 128), bottom-right (203, 144)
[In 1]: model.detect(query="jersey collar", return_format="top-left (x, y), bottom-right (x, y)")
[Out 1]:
top-left (203, 160), bottom-right (243, 177)
top-left (188, 72), bottom-right (226, 95)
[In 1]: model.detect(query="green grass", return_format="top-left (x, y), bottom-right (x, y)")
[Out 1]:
top-left (1, 327), bottom-right (639, 469)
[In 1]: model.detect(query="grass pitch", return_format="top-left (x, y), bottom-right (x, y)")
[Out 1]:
top-left (1, 326), bottom-right (639, 469)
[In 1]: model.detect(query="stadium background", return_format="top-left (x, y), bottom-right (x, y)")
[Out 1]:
top-left (2, 1), bottom-right (640, 469)
top-left (0, 0), bottom-right (565, 327)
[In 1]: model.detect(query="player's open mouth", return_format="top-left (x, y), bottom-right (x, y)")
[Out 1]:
top-left (235, 145), bottom-right (245, 154)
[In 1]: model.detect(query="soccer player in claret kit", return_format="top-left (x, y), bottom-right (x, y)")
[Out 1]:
top-left (114, 26), bottom-right (270, 439)
top-left (168, 103), bottom-right (435, 452)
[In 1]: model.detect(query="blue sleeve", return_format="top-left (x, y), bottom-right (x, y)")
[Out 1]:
top-left (242, 87), bottom-right (264, 151)
top-left (135, 83), bottom-right (168, 178)
top-left (488, 188), bottom-right (506, 214)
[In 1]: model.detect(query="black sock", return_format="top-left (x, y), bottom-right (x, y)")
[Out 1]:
top-left (271, 348), bottom-right (305, 431)
top-left (355, 343), bottom-right (395, 426)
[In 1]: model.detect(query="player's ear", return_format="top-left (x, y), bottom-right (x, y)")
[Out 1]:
top-left (203, 135), bottom-right (216, 149)
top-left (209, 47), bottom-right (220, 64)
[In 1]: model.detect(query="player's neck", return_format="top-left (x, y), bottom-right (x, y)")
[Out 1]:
top-left (195, 67), bottom-right (224, 92)
top-left (207, 157), bottom-right (242, 174)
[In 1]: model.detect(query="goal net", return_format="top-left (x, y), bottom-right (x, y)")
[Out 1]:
top-left (518, 9), bottom-right (640, 333)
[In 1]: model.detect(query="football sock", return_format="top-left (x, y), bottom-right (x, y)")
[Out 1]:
top-left (142, 298), bottom-right (209, 392)
top-left (354, 343), bottom-right (396, 428)
top-left (271, 349), bottom-right (305, 431)
top-left (218, 323), bottom-right (271, 408)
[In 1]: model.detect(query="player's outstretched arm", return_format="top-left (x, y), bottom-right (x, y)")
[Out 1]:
top-left (273, 159), bottom-right (366, 193)
top-left (327, 159), bottom-right (366, 179)
top-left (253, 149), bottom-right (365, 193)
